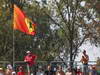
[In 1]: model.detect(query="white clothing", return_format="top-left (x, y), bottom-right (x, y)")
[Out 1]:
top-left (0, 73), bottom-right (4, 75)
top-left (36, 71), bottom-right (44, 75)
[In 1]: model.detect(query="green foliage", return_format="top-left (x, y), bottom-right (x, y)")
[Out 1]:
top-left (45, 0), bottom-right (100, 64)
top-left (96, 57), bottom-right (100, 66)
top-left (0, 0), bottom-right (100, 64)
top-left (0, 0), bottom-right (53, 62)
top-left (96, 57), bottom-right (100, 70)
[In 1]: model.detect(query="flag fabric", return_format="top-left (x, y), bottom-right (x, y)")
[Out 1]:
top-left (13, 4), bottom-right (36, 35)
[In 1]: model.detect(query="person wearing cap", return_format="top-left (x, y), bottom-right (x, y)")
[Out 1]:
top-left (24, 51), bottom-right (37, 66)
top-left (5, 64), bottom-right (14, 75)
top-left (80, 50), bottom-right (89, 75)
top-left (24, 51), bottom-right (37, 75)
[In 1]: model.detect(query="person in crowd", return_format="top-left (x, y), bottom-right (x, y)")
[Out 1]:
top-left (0, 68), bottom-right (5, 75)
top-left (56, 65), bottom-right (65, 75)
top-left (12, 71), bottom-right (16, 75)
top-left (17, 66), bottom-right (25, 75)
top-left (65, 67), bottom-right (72, 75)
top-left (89, 65), bottom-right (93, 75)
top-left (45, 65), bottom-right (54, 75)
top-left (89, 65), bottom-right (97, 75)
top-left (5, 64), bottom-right (14, 75)
top-left (24, 51), bottom-right (37, 75)
top-left (36, 66), bottom-right (44, 75)
top-left (72, 68), bottom-right (77, 75)
top-left (80, 50), bottom-right (89, 75)
top-left (76, 66), bottom-right (82, 75)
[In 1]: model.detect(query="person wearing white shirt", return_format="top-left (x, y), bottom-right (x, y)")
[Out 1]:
top-left (36, 67), bottom-right (44, 75)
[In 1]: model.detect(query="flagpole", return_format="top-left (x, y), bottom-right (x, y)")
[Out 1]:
top-left (13, 24), bottom-right (15, 68)
top-left (11, 0), bottom-right (15, 68)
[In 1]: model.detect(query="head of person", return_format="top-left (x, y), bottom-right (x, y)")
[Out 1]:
top-left (47, 65), bottom-right (51, 71)
top-left (12, 71), bottom-right (16, 75)
top-left (38, 66), bottom-right (43, 72)
top-left (7, 64), bottom-right (13, 70)
top-left (77, 66), bottom-right (81, 72)
top-left (26, 51), bottom-right (32, 56)
top-left (67, 67), bottom-right (71, 72)
top-left (0, 68), bottom-right (4, 75)
top-left (83, 50), bottom-right (86, 55)
top-left (89, 65), bottom-right (93, 70)
top-left (57, 65), bottom-right (62, 71)
top-left (18, 66), bottom-right (24, 72)
top-left (92, 65), bottom-right (96, 70)
top-left (0, 68), bottom-right (3, 72)
top-left (82, 56), bottom-right (84, 58)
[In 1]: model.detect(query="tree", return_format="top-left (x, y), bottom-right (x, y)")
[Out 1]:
top-left (0, 0), bottom-right (100, 68)
top-left (43, 0), bottom-right (100, 69)
top-left (0, 0), bottom-right (13, 61)
top-left (13, 0), bottom-right (53, 61)
top-left (0, 0), bottom-right (52, 62)
top-left (96, 57), bottom-right (100, 71)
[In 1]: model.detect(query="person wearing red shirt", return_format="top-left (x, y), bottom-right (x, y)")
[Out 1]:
top-left (17, 66), bottom-right (25, 75)
top-left (76, 67), bottom-right (83, 75)
top-left (24, 51), bottom-right (37, 75)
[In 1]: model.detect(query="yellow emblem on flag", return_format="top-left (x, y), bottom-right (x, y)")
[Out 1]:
top-left (25, 18), bottom-right (35, 33)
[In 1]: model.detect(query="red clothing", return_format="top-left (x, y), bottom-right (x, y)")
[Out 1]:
top-left (76, 71), bottom-right (82, 75)
top-left (17, 72), bottom-right (25, 75)
top-left (24, 54), bottom-right (37, 66)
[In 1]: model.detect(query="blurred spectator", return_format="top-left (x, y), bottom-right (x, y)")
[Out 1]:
top-left (45, 65), bottom-right (54, 75)
top-left (5, 64), bottom-right (14, 75)
top-left (12, 71), bottom-right (16, 75)
top-left (51, 63), bottom-right (57, 74)
top-left (89, 65), bottom-right (97, 75)
top-left (36, 66), bottom-right (44, 75)
top-left (72, 68), bottom-right (77, 75)
top-left (0, 68), bottom-right (5, 75)
top-left (76, 66), bottom-right (82, 75)
top-left (56, 65), bottom-right (65, 75)
top-left (17, 66), bottom-right (25, 75)
top-left (65, 67), bottom-right (72, 75)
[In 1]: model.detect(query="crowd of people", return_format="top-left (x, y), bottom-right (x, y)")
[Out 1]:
top-left (0, 50), bottom-right (99, 75)
top-left (0, 63), bottom-right (98, 75)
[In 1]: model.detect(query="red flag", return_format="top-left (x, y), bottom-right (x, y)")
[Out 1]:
top-left (13, 4), bottom-right (36, 35)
